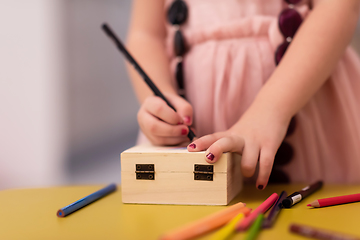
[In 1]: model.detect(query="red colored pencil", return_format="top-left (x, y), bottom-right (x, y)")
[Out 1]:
top-left (307, 193), bottom-right (360, 208)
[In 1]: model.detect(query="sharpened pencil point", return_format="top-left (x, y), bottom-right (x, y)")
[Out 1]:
top-left (307, 204), bottom-right (311, 207)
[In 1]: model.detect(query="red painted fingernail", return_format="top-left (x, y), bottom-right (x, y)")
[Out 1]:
top-left (184, 116), bottom-right (191, 124)
top-left (206, 153), bottom-right (215, 161)
top-left (257, 185), bottom-right (264, 190)
top-left (181, 129), bottom-right (188, 135)
top-left (188, 143), bottom-right (196, 149)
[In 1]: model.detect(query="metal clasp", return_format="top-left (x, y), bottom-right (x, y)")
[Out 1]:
top-left (135, 164), bottom-right (155, 180)
top-left (194, 164), bottom-right (213, 181)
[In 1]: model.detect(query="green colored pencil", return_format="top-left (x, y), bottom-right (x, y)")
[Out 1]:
top-left (244, 214), bottom-right (264, 240)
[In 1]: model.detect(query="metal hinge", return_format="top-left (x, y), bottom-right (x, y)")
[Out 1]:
top-left (135, 164), bottom-right (155, 180)
top-left (194, 164), bottom-right (213, 181)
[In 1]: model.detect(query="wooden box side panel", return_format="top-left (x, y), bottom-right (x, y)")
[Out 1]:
top-left (121, 172), bottom-right (228, 205)
top-left (120, 145), bottom-right (235, 205)
top-left (226, 153), bottom-right (243, 203)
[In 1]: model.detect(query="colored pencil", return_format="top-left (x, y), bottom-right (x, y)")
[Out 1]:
top-left (244, 214), bottom-right (264, 240)
top-left (236, 193), bottom-right (279, 231)
top-left (290, 223), bottom-right (360, 240)
top-left (101, 23), bottom-right (195, 141)
top-left (210, 212), bottom-right (246, 240)
top-left (282, 180), bottom-right (323, 208)
top-left (262, 191), bottom-right (287, 228)
top-left (307, 193), bottom-right (360, 208)
top-left (57, 183), bottom-right (117, 217)
top-left (160, 202), bottom-right (251, 240)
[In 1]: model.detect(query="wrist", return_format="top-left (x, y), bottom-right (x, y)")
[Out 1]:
top-left (250, 90), bottom-right (294, 127)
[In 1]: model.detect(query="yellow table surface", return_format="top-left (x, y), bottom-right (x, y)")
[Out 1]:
top-left (1, 184), bottom-right (360, 240)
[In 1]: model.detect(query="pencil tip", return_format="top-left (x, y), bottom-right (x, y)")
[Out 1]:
top-left (307, 204), bottom-right (311, 207)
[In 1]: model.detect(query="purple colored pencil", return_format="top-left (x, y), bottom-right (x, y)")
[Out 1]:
top-left (262, 191), bottom-right (287, 228)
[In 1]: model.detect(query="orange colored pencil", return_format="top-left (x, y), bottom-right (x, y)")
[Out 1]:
top-left (160, 202), bottom-right (251, 240)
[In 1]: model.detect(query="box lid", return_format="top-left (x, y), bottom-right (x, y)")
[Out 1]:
top-left (121, 144), bottom-right (240, 173)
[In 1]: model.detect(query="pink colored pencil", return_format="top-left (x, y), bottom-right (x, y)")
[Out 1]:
top-left (236, 193), bottom-right (279, 231)
top-left (307, 193), bottom-right (360, 208)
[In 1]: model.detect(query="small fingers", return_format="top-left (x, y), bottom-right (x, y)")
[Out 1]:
top-left (187, 131), bottom-right (275, 189)
top-left (166, 94), bottom-right (193, 125)
top-left (188, 133), bottom-right (261, 181)
top-left (240, 141), bottom-right (260, 178)
top-left (143, 96), bottom-right (183, 125)
top-left (138, 110), bottom-right (189, 138)
top-left (203, 135), bottom-right (245, 164)
top-left (256, 147), bottom-right (276, 190)
top-left (187, 132), bottom-right (228, 152)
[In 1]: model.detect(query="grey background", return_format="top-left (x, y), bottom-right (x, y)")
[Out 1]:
top-left (64, 0), bottom-right (138, 184)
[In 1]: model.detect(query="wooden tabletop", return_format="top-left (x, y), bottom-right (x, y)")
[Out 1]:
top-left (1, 184), bottom-right (360, 240)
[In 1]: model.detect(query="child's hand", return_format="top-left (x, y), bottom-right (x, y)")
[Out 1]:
top-left (138, 93), bottom-right (194, 146)
top-left (187, 104), bottom-right (291, 189)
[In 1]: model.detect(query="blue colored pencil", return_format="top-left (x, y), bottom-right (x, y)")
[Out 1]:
top-left (57, 183), bottom-right (117, 217)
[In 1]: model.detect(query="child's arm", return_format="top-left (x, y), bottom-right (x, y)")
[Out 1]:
top-left (188, 0), bottom-right (360, 188)
top-left (127, 0), bottom-right (193, 145)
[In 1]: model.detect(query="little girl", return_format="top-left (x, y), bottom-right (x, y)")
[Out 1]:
top-left (126, 0), bottom-right (360, 189)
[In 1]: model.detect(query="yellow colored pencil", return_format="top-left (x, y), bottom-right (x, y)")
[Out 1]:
top-left (210, 212), bottom-right (246, 240)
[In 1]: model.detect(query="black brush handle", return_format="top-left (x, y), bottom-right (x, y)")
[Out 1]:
top-left (102, 23), bottom-right (195, 141)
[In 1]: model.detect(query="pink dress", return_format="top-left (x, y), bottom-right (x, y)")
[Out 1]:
top-left (141, 0), bottom-right (360, 183)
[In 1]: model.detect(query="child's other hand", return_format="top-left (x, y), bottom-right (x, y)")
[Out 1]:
top-left (138, 93), bottom-right (194, 146)
top-left (187, 104), bottom-right (290, 189)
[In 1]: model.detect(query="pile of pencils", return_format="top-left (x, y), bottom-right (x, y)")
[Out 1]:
top-left (160, 180), bottom-right (360, 240)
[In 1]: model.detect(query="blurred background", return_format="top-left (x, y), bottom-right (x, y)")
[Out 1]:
top-left (0, 1), bottom-right (360, 190)
top-left (0, 0), bottom-right (137, 189)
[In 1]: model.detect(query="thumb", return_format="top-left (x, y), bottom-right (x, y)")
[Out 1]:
top-left (165, 94), bottom-right (193, 126)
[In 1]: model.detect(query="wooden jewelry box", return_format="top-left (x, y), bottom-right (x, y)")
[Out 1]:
top-left (120, 144), bottom-right (243, 205)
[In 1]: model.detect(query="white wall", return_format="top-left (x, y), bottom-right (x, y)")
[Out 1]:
top-left (0, 0), bottom-right (139, 189)
top-left (0, 1), bottom-right (67, 189)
